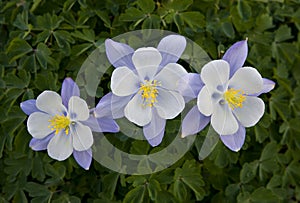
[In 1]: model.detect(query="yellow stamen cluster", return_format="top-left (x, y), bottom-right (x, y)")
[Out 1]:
top-left (48, 115), bottom-right (71, 135)
top-left (224, 88), bottom-right (246, 110)
top-left (139, 80), bottom-right (160, 107)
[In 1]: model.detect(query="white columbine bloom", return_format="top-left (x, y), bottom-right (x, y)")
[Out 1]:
top-left (27, 91), bottom-right (93, 161)
top-left (198, 60), bottom-right (265, 136)
top-left (110, 47), bottom-right (187, 143)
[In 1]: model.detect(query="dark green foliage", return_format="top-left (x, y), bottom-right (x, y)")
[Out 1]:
top-left (0, 0), bottom-right (300, 202)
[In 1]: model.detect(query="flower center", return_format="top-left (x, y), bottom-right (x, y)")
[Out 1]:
top-left (48, 115), bottom-right (71, 135)
top-left (139, 80), bottom-right (160, 107)
top-left (224, 88), bottom-right (246, 110)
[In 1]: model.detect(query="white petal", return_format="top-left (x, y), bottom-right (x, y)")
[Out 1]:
top-left (233, 96), bottom-right (265, 127)
top-left (197, 86), bottom-right (213, 116)
top-left (27, 112), bottom-right (53, 139)
top-left (228, 67), bottom-right (263, 95)
top-left (211, 103), bottom-right (239, 135)
top-left (68, 96), bottom-right (89, 121)
top-left (47, 132), bottom-right (73, 161)
top-left (124, 94), bottom-right (152, 126)
top-left (36, 91), bottom-right (66, 115)
top-left (71, 123), bottom-right (93, 151)
top-left (200, 60), bottom-right (230, 90)
top-left (132, 47), bottom-right (162, 80)
top-left (155, 89), bottom-right (185, 119)
top-left (111, 66), bottom-right (140, 96)
top-left (154, 63), bottom-right (187, 90)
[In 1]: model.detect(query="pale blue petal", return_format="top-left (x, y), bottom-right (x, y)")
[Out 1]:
top-left (29, 133), bottom-right (54, 151)
top-left (250, 78), bottom-right (275, 96)
top-left (111, 94), bottom-right (133, 119)
top-left (144, 110), bottom-right (166, 147)
top-left (219, 124), bottom-right (245, 152)
top-left (181, 106), bottom-right (210, 138)
top-left (97, 117), bottom-right (120, 133)
top-left (157, 35), bottom-right (186, 67)
top-left (95, 92), bottom-right (132, 119)
top-left (148, 130), bottom-right (165, 147)
top-left (105, 39), bottom-right (135, 69)
top-left (73, 148), bottom-right (92, 170)
top-left (143, 109), bottom-right (166, 140)
top-left (61, 77), bottom-right (80, 108)
top-left (222, 40), bottom-right (248, 77)
top-left (95, 92), bottom-right (114, 117)
top-left (20, 99), bottom-right (40, 115)
top-left (81, 116), bottom-right (119, 133)
top-left (177, 73), bottom-right (204, 100)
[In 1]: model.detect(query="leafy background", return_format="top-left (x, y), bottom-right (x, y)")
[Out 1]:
top-left (0, 0), bottom-right (300, 202)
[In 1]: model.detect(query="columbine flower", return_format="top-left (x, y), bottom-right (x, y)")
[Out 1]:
top-left (181, 39), bottom-right (275, 151)
top-left (97, 35), bottom-right (187, 146)
top-left (20, 78), bottom-right (119, 170)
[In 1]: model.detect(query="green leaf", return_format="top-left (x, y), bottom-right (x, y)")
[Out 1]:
top-left (174, 160), bottom-right (205, 200)
top-left (259, 142), bottom-right (279, 174)
top-left (13, 11), bottom-right (29, 30)
top-left (123, 185), bottom-right (146, 203)
top-left (180, 12), bottom-right (205, 30)
top-left (137, 0), bottom-right (155, 13)
top-left (34, 71), bottom-right (58, 91)
top-left (32, 154), bottom-right (46, 182)
top-left (147, 179), bottom-right (161, 201)
top-left (162, 0), bottom-right (193, 12)
top-left (24, 182), bottom-right (51, 198)
top-left (13, 190), bottom-right (28, 203)
top-left (173, 179), bottom-right (188, 201)
top-left (4, 70), bottom-right (30, 89)
top-left (53, 30), bottom-right (74, 48)
top-left (120, 8), bottom-right (145, 21)
top-left (63, 0), bottom-right (77, 12)
top-left (35, 43), bottom-right (52, 69)
top-left (142, 15), bottom-right (161, 29)
top-left (30, 0), bottom-right (43, 12)
top-left (250, 187), bottom-right (279, 203)
top-left (255, 14), bottom-right (273, 32)
top-left (237, 0), bottom-right (252, 21)
top-left (255, 125), bottom-right (269, 143)
top-left (6, 38), bottom-right (32, 63)
top-left (36, 13), bottom-right (64, 30)
top-left (72, 29), bottom-right (95, 43)
top-left (95, 10), bottom-right (112, 28)
top-left (71, 43), bottom-right (93, 57)
top-left (275, 25), bottom-right (293, 42)
top-left (101, 173), bottom-right (120, 200)
top-left (240, 161), bottom-right (258, 183)
top-left (222, 21), bottom-right (235, 38)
